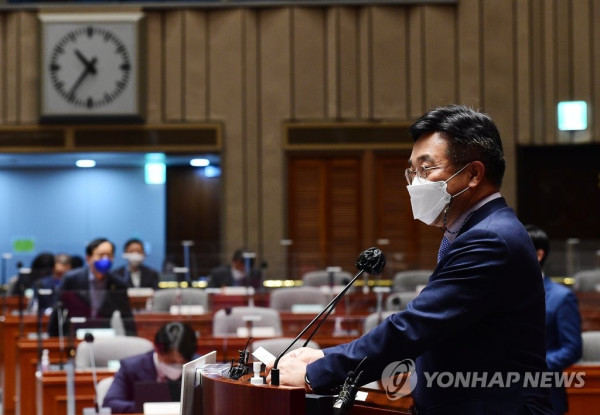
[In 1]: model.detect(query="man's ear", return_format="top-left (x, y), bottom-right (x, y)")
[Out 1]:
top-left (468, 161), bottom-right (486, 186)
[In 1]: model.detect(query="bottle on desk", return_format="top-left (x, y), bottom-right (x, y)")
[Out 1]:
top-left (41, 348), bottom-right (50, 372)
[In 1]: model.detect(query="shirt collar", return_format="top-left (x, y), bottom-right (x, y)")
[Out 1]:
top-left (444, 192), bottom-right (501, 242)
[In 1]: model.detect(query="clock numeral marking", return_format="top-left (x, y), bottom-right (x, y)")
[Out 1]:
top-left (66, 93), bottom-right (76, 104)
top-left (49, 63), bottom-right (60, 72)
top-left (116, 80), bottom-right (126, 90)
top-left (87, 97), bottom-right (94, 109)
top-left (104, 93), bottom-right (113, 104)
top-left (55, 81), bottom-right (65, 90)
top-left (68, 32), bottom-right (76, 42)
top-left (86, 26), bottom-right (94, 38)
top-left (120, 63), bottom-right (131, 71)
top-left (54, 46), bottom-right (65, 55)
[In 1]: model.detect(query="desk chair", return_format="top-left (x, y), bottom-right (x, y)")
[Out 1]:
top-left (581, 331), bottom-right (600, 362)
top-left (302, 270), bottom-right (353, 287)
top-left (385, 291), bottom-right (419, 312)
top-left (75, 336), bottom-right (154, 369)
top-left (573, 269), bottom-right (600, 292)
top-left (363, 311), bottom-right (397, 334)
top-left (150, 288), bottom-right (209, 313)
top-left (269, 286), bottom-right (329, 312)
top-left (212, 306), bottom-right (282, 337)
top-left (97, 376), bottom-right (114, 407)
top-left (392, 270), bottom-right (432, 292)
top-left (251, 337), bottom-right (320, 357)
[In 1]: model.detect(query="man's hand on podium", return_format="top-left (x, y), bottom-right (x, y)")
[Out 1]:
top-left (265, 347), bottom-right (324, 389)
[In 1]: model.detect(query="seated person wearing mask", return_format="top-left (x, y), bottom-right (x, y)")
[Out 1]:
top-left (103, 322), bottom-right (198, 413)
top-left (48, 238), bottom-right (136, 337)
top-left (207, 249), bottom-right (262, 290)
top-left (112, 238), bottom-right (160, 289)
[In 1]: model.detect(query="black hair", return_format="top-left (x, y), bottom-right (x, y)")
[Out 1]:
top-left (85, 238), bottom-right (115, 256)
top-left (154, 322), bottom-right (197, 361)
top-left (124, 238), bottom-right (145, 252)
top-left (525, 224), bottom-right (550, 268)
top-left (409, 104), bottom-right (506, 188)
top-left (30, 252), bottom-right (56, 280)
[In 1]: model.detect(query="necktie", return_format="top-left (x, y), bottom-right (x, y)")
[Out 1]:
top-left (437, 236), bottom-right (451, 263)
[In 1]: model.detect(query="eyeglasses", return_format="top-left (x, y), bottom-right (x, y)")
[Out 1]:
top-left (404, 164), bottom-right (447, 185)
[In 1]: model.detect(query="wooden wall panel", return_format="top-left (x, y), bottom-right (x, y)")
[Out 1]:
top-left (337, 8), bottom-right (360, 119)
top-left (293, 7), bottom-right (325, 119)
top-left (555, 0), bottom-right (571, 104)
top-left (530, 0), bottom-right (546, 144)
top-left (358, 7), bottom-right (372, 119)
top-left (164, 10), bottom-right (184, 121)
top-left (515, 0), bottom-right (533, 145)
top-left (5, 12), bottom-right (19, 123)
top-left (571, 0), bottom-right (593, 142)
top-left (20, 12), bottom-right (37, 124)
top-left (259, 9), bottom-right (291, 277)
top-left (184, 10), bottom-right (208, 121)
top-left (407, 7), bottom-right (424, 119)
top-left (457, 0), bottom-right (481, 108)
top-left (594, 0), bottom-right (600, 143)
top-left (241, 9), bottom-right (261, 256)
top-left (423, 6), bottom-right (456, 109)
top-left (543, 0), bottom-right (557, 143)
top-left (210, 9), bottom-right (245, 257)
top-left (145, 12), bottom-right (163, 123)
top-left (371, 7), bottom-right (407, 119)
top-left (482, 0), bottom-right (516, 206)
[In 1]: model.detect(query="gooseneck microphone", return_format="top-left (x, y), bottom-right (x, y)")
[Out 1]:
top-left (270, 247), bottom-right (385, 386)
top-left (84, 332), bottom-right (100, 412)
top-left (333, 357), bottom-right (367, 415)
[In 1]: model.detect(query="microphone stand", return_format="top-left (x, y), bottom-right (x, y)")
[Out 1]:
top-left (270, 247), bottom-right (385, 386)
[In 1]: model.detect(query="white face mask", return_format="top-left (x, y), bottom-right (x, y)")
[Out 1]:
top-left (124, 252), bottom-right (145, 267)
top-left (406, 164), bottom-right (470, 226)
top-left (156, 359), bottom-right (183, 380)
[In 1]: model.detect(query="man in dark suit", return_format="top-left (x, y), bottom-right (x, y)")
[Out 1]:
top-left (206, 249), bottom-right (262, 290)
top-left (112, 238), bottom-right (160, 289)
top-left (268, 105), bottom-right (554, 414)
top-left (526, 224), bottom-right (582, 414)
top-left (103, 322), bottom-right (197, 413)
top-left (48, 238), bottom-right (136, 337)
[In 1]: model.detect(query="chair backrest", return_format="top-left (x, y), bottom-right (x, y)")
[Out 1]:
top-left (251, 337), bottom-right (320, 357)
top-left (363, 311), bottom-right (396, 334)
top-left (392, 270), bottom-right (432, 292)
top-left (573, 269), bottom-right (600, 292)
top-left (385, 291), bottom-right (419, 312)
top-left (97, 376), bottom-right (114, 407)
top-left (212, 306), bottom-right (282, 337)
top-left (269, 287), bottom-right (329, 312)
top-left (581, 331), bottom-right (600, 362)
top-left (302, 270), bottom-right (353, 287)
top-left (75, 336), bottom-right (154, 369)
top-left (151, 288), bottom-right (209, 312)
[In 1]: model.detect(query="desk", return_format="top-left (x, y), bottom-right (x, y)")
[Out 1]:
top-left (35, 370), bottom-right (114, 415)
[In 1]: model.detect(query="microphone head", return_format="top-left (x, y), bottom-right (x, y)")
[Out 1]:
top-left (84, 332), bottom-right (94, 343)
top-left (355, 247), bottom-right (386, 275)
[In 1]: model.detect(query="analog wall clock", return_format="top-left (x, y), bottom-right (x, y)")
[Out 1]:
top-left (39, 13), bottom-right (145, 122)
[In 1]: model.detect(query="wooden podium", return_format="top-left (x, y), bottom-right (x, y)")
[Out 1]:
top-left (199, 372), bottom-right (413, 415)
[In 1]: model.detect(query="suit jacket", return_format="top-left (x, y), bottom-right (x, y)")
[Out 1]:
top-left (47, 267), bottom-right (137, 337)
top-left (207, 264), bottom-right (262, 290)
top-left (307, 197), bottom-right (553, 414)
top-left (112, 264), bottom-right (160, 289)
top-left (544, 276), bottom-right (582, 414)
top-left (103, 351), bottom-right (157, 414)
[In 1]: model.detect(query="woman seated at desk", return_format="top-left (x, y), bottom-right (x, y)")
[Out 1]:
top-left (103, 322), bottom-right (197, 413)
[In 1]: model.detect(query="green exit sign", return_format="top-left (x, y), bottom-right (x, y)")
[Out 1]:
top-left (13, 239), bottom-right (35, 253)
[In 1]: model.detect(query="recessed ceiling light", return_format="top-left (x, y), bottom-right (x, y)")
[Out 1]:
top-left (190, 158), bottom-right (210, 167)
top-left (76, 160), bottom-right (96, 168)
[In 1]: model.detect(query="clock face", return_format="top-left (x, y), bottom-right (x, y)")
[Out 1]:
top-left (39, 13), bottom-right (144, 119)
top-left (49, 26), bottom-right (131, 110)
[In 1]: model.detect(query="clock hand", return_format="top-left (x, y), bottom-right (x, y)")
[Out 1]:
top-left (74, 49), bottom-right (97, 75)
top-left (67, 56), bottom-right (97, 98)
